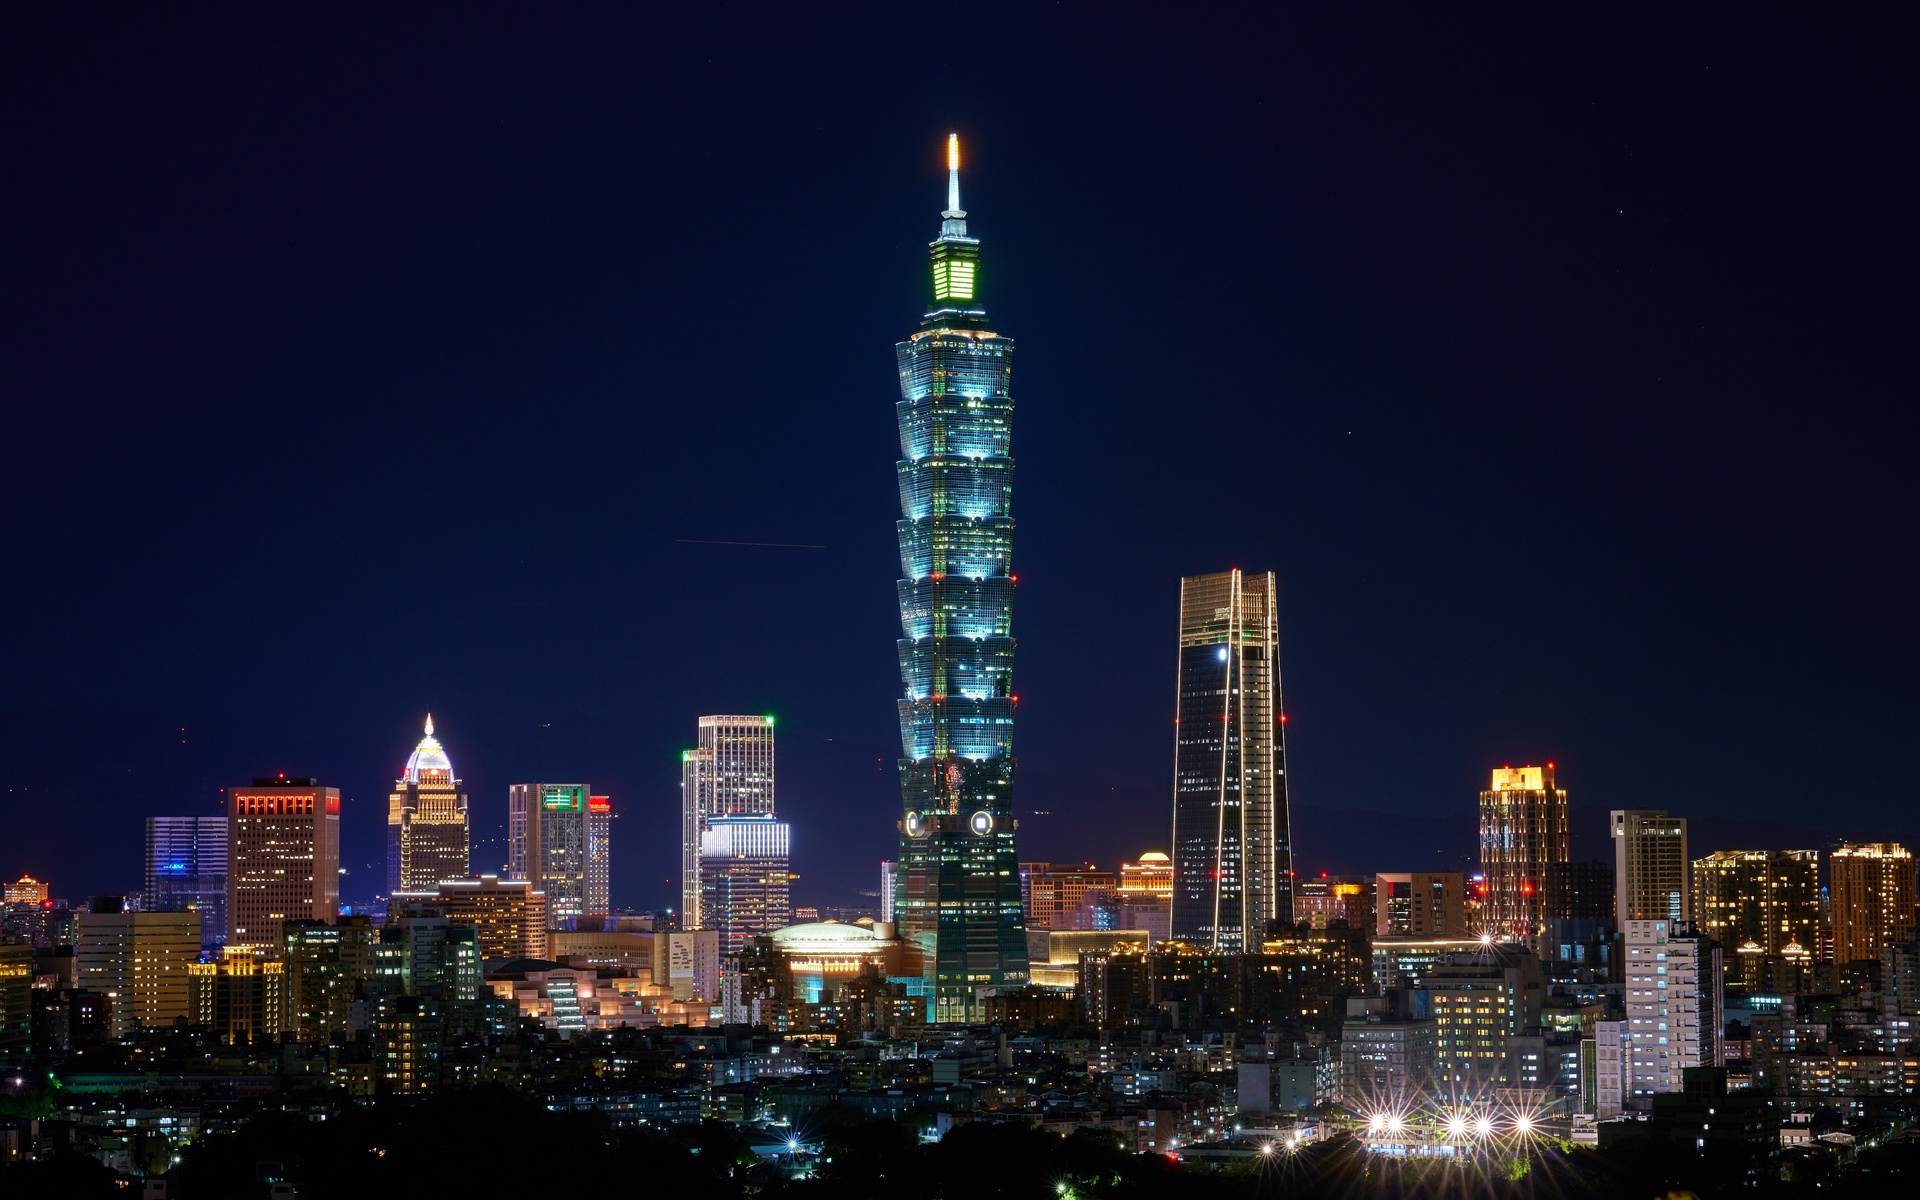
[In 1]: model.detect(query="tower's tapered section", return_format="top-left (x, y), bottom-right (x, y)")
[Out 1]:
top-left (892, 135), bottom-right (1029, 1023)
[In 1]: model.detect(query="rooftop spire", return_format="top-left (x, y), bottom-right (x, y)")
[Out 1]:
top-left (939, 133), bottom-right (969, 240)
top-left (424, 713), bottom-right (434, 737)
top-left (945, 133), bottom-right (961, 215)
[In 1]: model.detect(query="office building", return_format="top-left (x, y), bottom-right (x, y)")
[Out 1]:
top-left (0, 937), bottom-right (30, 1050)
top-left (660, 928), bottom-right (723, 1004)
top-left (228, 777), bottom-right (339, 951)
top-left (1613, 809), bottom-right (1690, 924)
top-left (5, 877), bottom-right (49, 906)
top-left (1293, 875), bottom-right (1373, 933)
top-left (548, 920), bottom-right (656, 976)
top-left (1622, 919), bottom-right (1722, 1107)
top-left (188, 946), bottom-right (284, 1043)
top-left (1340, 997), bottom-right (1438, 1105)
top-left (879, 860), bottom-right (896, 923)
top-left (697, 813), bottom-right (792, 953)
top-left (74, 902), bottom-right (200, 1037)
top-left (1588, 1018), bottom-right (1628, 1119)
top-left (680, 715), bottom-right (776, 927)
top-left (390, 876), bottom-right (547, 962)
top-left (1170, 568), bottom-right (1291, 952)
top-left (387, 716), bottom-right (469, 893)
top-left (891, 134), bottom-right (1029, 1020)
top-left (508, 783), bottom-right (605, 926)
top-left (1020, 863), bottom-right (1116, 931)
top-left (1692, 849), bottom-right (1820, 959)
top-left (1479, 765), bottom-right (1569, 949)
top-left (145, 815), bottom-right (228, 949)
top-left (1119, 852), bottom-right (1174, 899)
top-left (1545, 859), bottom-right (1615, 920)
top-left (1373, 872), bottom-right (1466, 937)
top-left (283, 916), bottom-right (380, 1043)
top-left (585, 794), bottom-right (612, 918)
top-left (1829, 842), bottom-right (1916, 965)
top-left (373, 909), bottom-right (482, 1003)
top-left (1424, 947), bottom-right (1545, 1090)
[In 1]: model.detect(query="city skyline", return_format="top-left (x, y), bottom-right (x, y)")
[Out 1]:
top-left (5, 8), bottom-right (1920, 1177)
top-left (4, 11), bottom-right (1916, 922)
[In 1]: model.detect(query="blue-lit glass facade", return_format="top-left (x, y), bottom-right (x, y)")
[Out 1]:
top-left (892, 140), bottom-right (1029, 1022)
top-left (145, 816), bottom-right (229, 950)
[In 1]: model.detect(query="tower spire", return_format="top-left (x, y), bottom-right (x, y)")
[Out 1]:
top-left (424, 712), bottom-right (434, 737)
top-left (945, 133), bottom-right (962, 215)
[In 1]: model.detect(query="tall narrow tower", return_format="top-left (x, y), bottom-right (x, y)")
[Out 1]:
top-left (1169, 569), bottom-right (1292, 950)
top-left (386, 716), bottom-right (469, 893)
top-left (892, 134), bottom-right (1029, 1021)
top-left (1479, 764), bottom-right (1569, 949)
top-left (679, 715), bottom-right (776, 928)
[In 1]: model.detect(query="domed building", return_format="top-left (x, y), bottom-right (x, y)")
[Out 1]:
top-left (765, 920), bottom-right (906, 1004)
top-left (387, 714), bottom-right (470, 893)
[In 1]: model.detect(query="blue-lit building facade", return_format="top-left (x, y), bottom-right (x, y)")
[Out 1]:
top-left (891, 136), bottom-right (1029, 1022)
top-left (145, 815), bottom-right (228, 951)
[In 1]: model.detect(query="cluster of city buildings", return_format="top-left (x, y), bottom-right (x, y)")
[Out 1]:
top-left (4, 135), bottom-right (1919, 1183)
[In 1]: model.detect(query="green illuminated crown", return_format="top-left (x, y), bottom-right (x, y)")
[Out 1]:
top-left (929, 133), bottom-right (981, 309)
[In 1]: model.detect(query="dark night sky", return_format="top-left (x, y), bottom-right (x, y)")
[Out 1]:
top-left (4, 7), bottom-right (1916, 912)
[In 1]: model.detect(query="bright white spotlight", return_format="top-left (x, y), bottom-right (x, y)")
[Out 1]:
top-left (1289, 1136), bottom-right (1300, 1149)
top-left (1259, 1143), bottom-right (1274, 1156)
top-left (1447, 1114), bottom-right (1468, 1137)
top-left (1369, 1114), bottom-right (1386, 1132)
top-left (1474, 1116), bottom-right (1494, 1137)
top-left (1514, 1115), bottom-right (1534, 1134)
top-left (1386, 1115), bottom-right (1404, 1134)
top-left (787, 1138), bottom-right (799, 1151)
top-left (1479, 932), bottom-right (1495, 947)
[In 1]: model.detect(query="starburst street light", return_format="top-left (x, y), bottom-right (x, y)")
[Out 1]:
top-left (1513, 1115), bottom-right (1534, 1135)
top-left (1446, 1114), bottom-right (1469, 1138)
top-left (1474, 1116), bottom-right (1495, 1138)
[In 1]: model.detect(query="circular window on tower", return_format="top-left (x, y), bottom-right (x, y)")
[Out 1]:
top-left (969, 811), bottom-right (994, 835)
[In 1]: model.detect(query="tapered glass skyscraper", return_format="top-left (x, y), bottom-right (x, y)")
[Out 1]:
top-left (892, 135), bottom-right (1028, 1022)
top-left (1169, 569), bottom-right (1292, 951)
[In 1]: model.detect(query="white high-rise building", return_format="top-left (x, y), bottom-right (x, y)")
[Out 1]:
top-left (1622, 919), bottom-right (1722, 1108)
top-left (698, 814), bottom-right (792, 953)
top-left (1591, 1019), bottom-right (1627, 1119)
top-left (679, 715), bottom-right (776, 927)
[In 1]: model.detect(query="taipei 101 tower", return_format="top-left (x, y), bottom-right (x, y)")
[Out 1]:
top-left (891, 135), bottom-right (1030, 1022)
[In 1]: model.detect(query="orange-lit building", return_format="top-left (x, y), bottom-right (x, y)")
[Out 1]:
top-left (1830, 843), bottom-right (1916, 965)
top-left (4, 876), bottom-right (49, 907)
top-left (1478, 765), bottom-right (1569, 951)
top-left (228, 777), bottom-right (339, 952)
top-left (1020, 863), bottom-right (1116, 931)
top-left (388, 716), bottom-right (469, 892)
top-left (1118, 853), bottom-right (1174, 899)
top-left (392, 875), bottom-right (547, 962)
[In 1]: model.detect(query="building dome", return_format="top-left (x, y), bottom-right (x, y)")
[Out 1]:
top-left (403, 714), bottom-right (454, 783)
top-left (769, 921), bottom-right (886, 952)
top-left (1136, 851), bottom-right (1170, 863)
